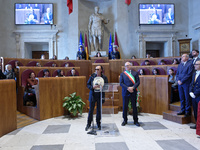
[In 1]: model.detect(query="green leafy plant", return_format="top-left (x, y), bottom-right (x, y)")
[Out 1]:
top-left (128, 95), bottom-right (142, 113)
top-left (63, 92), bottom-right (85, 116)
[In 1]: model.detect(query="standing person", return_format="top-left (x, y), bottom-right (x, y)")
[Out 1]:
top-left (77, 46), bottom-right (86, 60)
top-left (189, 60), bottom-right (200, 129)
top-left (120, 62), bottom-right (140, 127)
top-left (176, 54), bottom-right (194, 117)
top-left (85, 65), bottom-right (108, 131)
top-left (192, 49), bottom-right (200, 65)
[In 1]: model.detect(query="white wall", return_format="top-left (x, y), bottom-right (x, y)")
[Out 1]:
top-left (0, 0), bottom-right (190, 59)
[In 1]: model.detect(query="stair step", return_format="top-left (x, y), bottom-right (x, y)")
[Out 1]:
top-left (87, 106), bottom-right (119, 114)
top-left (163, 110), bottom-right (191, 124)
top-left (169, 101), bottom-right (181, 111)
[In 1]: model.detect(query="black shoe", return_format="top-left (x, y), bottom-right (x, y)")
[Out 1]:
top-left (177, 111), bottom-right (185, 115)
top-left (134, 122), bottom-right (140, 127)
top-left (97, 125), bottom-right (101, 130)
top-left (85, 124), bottom-right (91, 131)
top-left (184, 113), bottom-right (190, 117)
top-left (121, 121), bottom-right (127, 126)
top-left (190, 124), bottom-right (196, 129)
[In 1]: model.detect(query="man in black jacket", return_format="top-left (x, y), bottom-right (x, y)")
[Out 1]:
top-left (85, 65), bottom-right (108, 131)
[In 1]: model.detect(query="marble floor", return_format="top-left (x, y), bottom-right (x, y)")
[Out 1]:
top-left (0, 112), bottom-right (200, 150)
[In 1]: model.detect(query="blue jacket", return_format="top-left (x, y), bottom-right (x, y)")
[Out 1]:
top-left (190, 72), bottom-right (200, 98)
top-left (120, 70), bottom-right (140, 97)
top-left (176, 60), bottom-right (194, 85)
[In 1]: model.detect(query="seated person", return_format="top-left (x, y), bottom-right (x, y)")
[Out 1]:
top-left (172, 58), bottom-right (179, 65)
top-left (152, 68), bottom-right (159, 75)
top-left (131, 55), bottom-right (136, 59)
top-left (36, 62), bottom-right (41, 67)
top-left (139, 69), bottom-right (145, 75)
top-left (23, 72), bottom-right (38, 106)
top-left (144, 60), bottom-right (150, 65)
top-left (109, 45), bottom-right (120, 59)
top-left (64, 56), bottom-right (69, 60)
top-left (65, 63), bottom-right (69, 67)
top-left (14, 61), bottom-right (20, 73)
top-left (95, 52), bottom-right (102, 57)
top-left (146, 53), bottom-right (151, 58)
top-left (43, 69), bottom-right (50, 77)
top-left (168, 69), bottom-right (179, 103)
top-left (52, 55), bottom-right (57, 60)
top-left (52, 63), bottom-right (57, 67)
top-left (160, 60), bottom-right (165, 65)
top-left (0, 69), bottom-right (6, 79)
top-left (77, 45), bottom-right (86, 60)
top-left (4, 64), bottom-right (15, 79)
top-left (70, 68), bottom-right (77, 76)
top-left (56, 69), bottom-right (65, 77)
top-left (148, 9), bottom-right (161, 24)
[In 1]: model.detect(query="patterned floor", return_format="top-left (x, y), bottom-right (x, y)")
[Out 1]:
top-left (0, 112), bottom-right (200, 150)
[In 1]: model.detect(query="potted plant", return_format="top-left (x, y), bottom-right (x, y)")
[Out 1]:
top-left (128, 94), bottom-right (142, 115)
top-left (63, 92), bottom-right (85, 117)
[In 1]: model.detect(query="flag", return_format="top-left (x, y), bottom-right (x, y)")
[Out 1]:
top-left (67, 0), bottom-right (73, 14)
top-left (114, 32), bottom-right (121, 58)
top-left (79, 32), bottom-right (84, 51)
top-left (108, 33), bottom-right (113, 59)
top-left (85, 33), bottom-right (89, 60)
top-left (125, 0), bottom-right (131, 6)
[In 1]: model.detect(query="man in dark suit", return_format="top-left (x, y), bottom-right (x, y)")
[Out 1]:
top-left (176, 54), bottom-right (194, 117)
top-left (192, 49), bottom-right (200, 65)
top-left (120, 62), bottom-right (140, 127)
top-left (85, 65), bottom-right (108, 131)
top-left (189, 60), bottom-right (200, 129)
top-left (43, 8), bottom-right (53, 24)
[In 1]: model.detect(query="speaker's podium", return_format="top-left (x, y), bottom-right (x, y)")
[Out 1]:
top-left (88, 83), bottom-right (120, 136)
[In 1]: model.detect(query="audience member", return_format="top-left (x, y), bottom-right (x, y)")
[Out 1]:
top-left (14, 61), bottom-right (20, 73)
top-left (41, 54), bottom-right (45, 59)
top-left (172, 58), bottom-right (179, 65)
top-left (52, 63), bottom-right (57, 67)
top-left (139, 69), bottom-right (145, 75)
top-left (131, 55), bottom-right (136, 59)
top-left (120, 62), bottom-right (140, 127)
top-left (144, 60), bottom-right (150, 65)
top-left (95, 52), bottom-right (102, 57)
top-left (189, 60), bottom-right (200, 129)
top-left (146, 53), bottom-right (151, 58)
top-left (70, 68), bottom-right (77, 76)
top-left (160, 60), bottom-right (165, 65)
top-left (52, 55), bottom-right (57, 60)
top-left (4, 64), bottom-right (15, 79)
top-left (165, 8), bottom-right (174, 24)
top-left (109, 45), bottom-right (120, 59)
top-left (153, 68), bottom-right (159, 75)
top-left (176, 54), bottom-right (194, 117)
top-left (23, 72), bottom-right (38, 106)
top-left (85, 65), bottom-right (108, 131)
top-left (192, 49), bottom-right (200, 65)
top-left (36, 62), bottom-right (41, 67)
top-left (168, 69), bottom-right (179, 103)
top-left (65, 63), bottom-right (69, 67)
top-left (56, 69), bottom-right (65, 77)
top-left (43, 69), bottom-right (50, 77)
top-left (77, 45), bottom-right (86, 60)
top-left (64, 56), bottom-right (69, 60)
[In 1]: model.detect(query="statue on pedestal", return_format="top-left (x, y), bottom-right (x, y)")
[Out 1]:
top-left (88, 6), bottom-right (109, 52)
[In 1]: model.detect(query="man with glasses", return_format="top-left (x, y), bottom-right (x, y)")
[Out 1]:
top-left (120, 62), bottom-right (140, 127)
top-left (189, 60), bottom-right (200, 129)
top-left (85, 65), bottom-right (108, 131)
top-left (176, 54), bottom-right (194, 117)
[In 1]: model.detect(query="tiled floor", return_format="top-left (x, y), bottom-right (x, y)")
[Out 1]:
top-left (0, 112), bottom-right (200, 150)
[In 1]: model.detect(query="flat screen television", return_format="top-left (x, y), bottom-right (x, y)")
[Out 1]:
top-left (15, 3), bottom-right (53, 25)
top-left (139, 3), bottom-right (174, 25)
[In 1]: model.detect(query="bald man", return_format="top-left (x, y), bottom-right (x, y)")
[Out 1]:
top-left (120, 62), bottom-right (140, 127)
top-left (176, 54), bottom-right (194, 117)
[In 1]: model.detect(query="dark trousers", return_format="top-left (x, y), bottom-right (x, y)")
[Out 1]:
top-left (170, 86), bottom-right (179, 103)
top-left (192, 98), bottom-right (200, 121)
top-left (178, 84), bottom-right (191, 113)
top-left (122, 92), bottom-right (138, 123)
top-left (87, 96), bottom-right (101, 126)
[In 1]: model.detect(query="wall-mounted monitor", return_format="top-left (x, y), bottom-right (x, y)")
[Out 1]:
top-left (139, 3), bottom-right (174, 25)
top-left (15, 3), bottom-right (53, 25)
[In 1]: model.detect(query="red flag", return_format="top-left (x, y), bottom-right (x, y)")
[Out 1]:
top-left (67, 0), bottom-right (73, 14)
top-left (114, 32), bottom-right (121, 59)
top-left (125, 0), bottom-right (131, 6)
top-left (85, 34), bottom-right (89, 60)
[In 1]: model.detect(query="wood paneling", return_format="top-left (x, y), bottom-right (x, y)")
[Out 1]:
top-left (0, 80), bottom-right (17, 137)
top-left (90, 57), bottom-right (109, 63)
top-left (17, 77), bottom-right (86, 120)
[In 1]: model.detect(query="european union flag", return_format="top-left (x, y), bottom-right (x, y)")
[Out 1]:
top-left (108, 33), bottom-right (113, 59)
top-left (79, 32), bottom-right (84, 51)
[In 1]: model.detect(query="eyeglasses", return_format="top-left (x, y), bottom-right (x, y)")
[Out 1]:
top-left (95, 69), bottom-right (100, 71)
